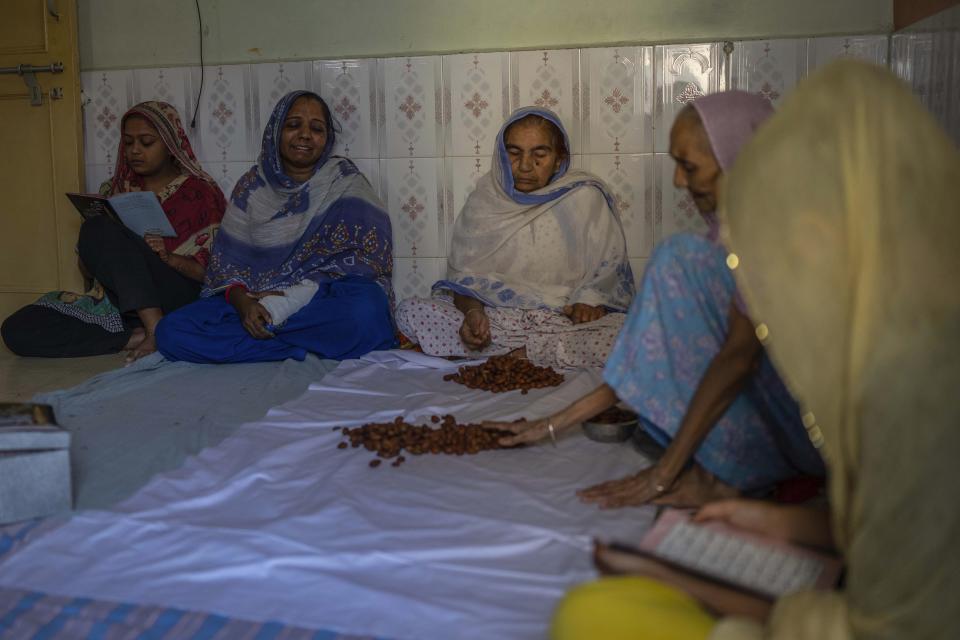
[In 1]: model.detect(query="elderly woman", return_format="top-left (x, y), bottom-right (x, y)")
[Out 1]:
top-left (1, 101), bottom-right (226, 361)
top-left (552, 60), bottom-right (960, 640)
top-left (155, 91), bottom-right (394, 363)
top-left (396, 107), bottom-right (634, 369)
top-left (489, 91), bottom-right (824, 506)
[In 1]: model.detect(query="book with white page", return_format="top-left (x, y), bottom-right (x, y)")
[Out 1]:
top-left (66, 191), bottom-right (177, 237)
top-left (612, 508), bottom-right (843, 600)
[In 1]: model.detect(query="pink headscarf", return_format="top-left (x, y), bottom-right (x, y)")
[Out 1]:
top-left (688, 90), bottom-right (774, 241)
top-left (690, 90), bottom-right (775, 172)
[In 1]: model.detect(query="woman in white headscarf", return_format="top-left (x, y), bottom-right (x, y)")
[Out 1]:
top-left (552, 60), bottom-right (960, 640)
top-left (395, 107), bottom-right (635, 369)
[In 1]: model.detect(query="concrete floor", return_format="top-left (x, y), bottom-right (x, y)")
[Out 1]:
top-left (0, 344), bottom-right (123, 402)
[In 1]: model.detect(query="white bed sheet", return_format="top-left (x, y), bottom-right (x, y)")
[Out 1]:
top-left (0, 351), bottom-right (656, 640)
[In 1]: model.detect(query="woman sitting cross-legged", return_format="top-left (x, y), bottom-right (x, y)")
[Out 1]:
top-left (487, 91), bottom-right (825, 507)
top-left (1, 101), bottom-right (226, 361)
top-left (396, 107), bottom-right (634, 369)
top-left (155, 91), bottom-right (395, 364)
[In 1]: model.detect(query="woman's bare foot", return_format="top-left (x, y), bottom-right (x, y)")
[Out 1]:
top-left (122, 327), bottom-right (146, 351)
top-left (654, 464), bottom-right (739, 508)
top-left (125, 333), bottom-right (157, 363)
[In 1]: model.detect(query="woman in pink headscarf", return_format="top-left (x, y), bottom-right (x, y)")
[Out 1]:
top-left (486, 90), bottom-right (824, 507)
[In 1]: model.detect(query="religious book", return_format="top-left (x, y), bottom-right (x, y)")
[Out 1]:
top-left (66, 191), bottom-right (177, 237)
top-left (607, 508), bottom-right (843, 601)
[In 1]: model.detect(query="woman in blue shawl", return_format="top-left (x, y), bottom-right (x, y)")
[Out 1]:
top-left (156, 91), bottom-right (395, 363)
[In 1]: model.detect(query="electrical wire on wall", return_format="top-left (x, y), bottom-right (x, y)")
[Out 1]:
top-left (190, 0), bottom-right (204, 128)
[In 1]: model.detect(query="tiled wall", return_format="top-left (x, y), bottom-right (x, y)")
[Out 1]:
top-left (81, 35), bottom-right (889, 300)
top-left (891, 26), bottom-right (960, 146)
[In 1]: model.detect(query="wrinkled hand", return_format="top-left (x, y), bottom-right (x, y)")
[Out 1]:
top-left (231, 293), bottom-right (274, 339)
top-left (578, 465), bottom-right (673, 509)
top-left (144, 234), bottom-right (168, 262)
top-left (563, 303), bottom-right (607, 325)
top-left (486, 415), bottom-right (567, 447)
top-left (694, 499), bottom-right (790, 541)
top-left (459, 308), bottom-right (491, 350)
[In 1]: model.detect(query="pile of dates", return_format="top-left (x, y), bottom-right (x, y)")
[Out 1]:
top-left (442, 355), bottom-right (564, 394)
top-left (337, 414), bottom-right (523, 468)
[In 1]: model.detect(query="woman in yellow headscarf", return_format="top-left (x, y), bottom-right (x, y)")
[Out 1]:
top-left (552, 59), bottom-right (960, 640)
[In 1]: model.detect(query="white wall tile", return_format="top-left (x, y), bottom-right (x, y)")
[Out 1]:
top-left (808, 35), bottom-right (889, 72)
top-left (381, 158), bottom-right (443, 258)
top-left (81, 70), bottom-right (134, 167)
top-left (511, 49), bottom-right (581, 153)
top-left (83, 164), bottom-right (113, 194)
top-left (582, 47), bottom-right (653, 154)
top-left (656, 153), bottom-right (708, 240)
top-left (732, 39), bottom-right (807, 106)
top-left (443, 52), bottom-right (510, 158)
top-left (584, 154), bottom-right (653, 258)
top-left (132, 67), bottom-right (194, 127)
top-left (393, 257), bottom-right (445, 301)
top-left (381, 57), bottom-right (442, 158)
top-left (315, 59), bottom-right (380, 159)
top-left (194, 65), bottom-right (254, 164)
top-left (653, 44), bottom-right (725, 152)
top-left (253, 62), bottom-right (311, 135)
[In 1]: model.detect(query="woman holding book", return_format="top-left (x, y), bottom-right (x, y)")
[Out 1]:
top-left (486, 91), bottom-right (824, 507)
top-left (155, 91), bottom-right (395, 363)
top-left (1, 101), bottom-right (226, 361)
top-left (552, 61), bottom-right (960, 640)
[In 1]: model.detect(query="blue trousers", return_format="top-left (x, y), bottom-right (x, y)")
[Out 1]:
top-left (156, 278), bottom-right (396, 364)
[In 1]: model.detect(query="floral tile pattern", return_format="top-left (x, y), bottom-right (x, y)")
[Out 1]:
top-left (443, 52), bottom-right (510, 158)
top-left (381, 57), bottom-right (442, 159)
top-left (731, 39), bottom-right (808, 107)
top-left (512, 49), bottom-right (581, 153)
top-left (81, 34), bottom-right (896, 298)
top-left (582, 47), bottom-right (653, 154)
top-left (314, 59), bottom-right (379, 159)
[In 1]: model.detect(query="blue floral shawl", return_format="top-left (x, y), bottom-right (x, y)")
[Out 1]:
top-left (202, 91), bottom-right (393, 301)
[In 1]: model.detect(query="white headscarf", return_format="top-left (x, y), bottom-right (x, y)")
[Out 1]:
top-left (434, 107), bottom-right (635, 311)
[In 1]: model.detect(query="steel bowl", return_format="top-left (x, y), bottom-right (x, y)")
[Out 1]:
top-left (582, 417), bottom-right (638, 443)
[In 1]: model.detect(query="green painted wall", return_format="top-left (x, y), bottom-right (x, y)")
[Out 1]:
top-left (78, 0), bottom-right (893, 70)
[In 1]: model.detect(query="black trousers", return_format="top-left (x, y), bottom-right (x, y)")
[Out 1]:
top-left (1, 217), bottom-right (200, 358)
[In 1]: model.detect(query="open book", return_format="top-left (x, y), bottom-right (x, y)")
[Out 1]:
top-left (612, 508), bottom-right (842, 600)
top-left (66, 191), bottom-right (176, 237)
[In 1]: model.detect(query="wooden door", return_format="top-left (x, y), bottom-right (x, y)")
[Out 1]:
top-left (0, 0), bottom-right (83, 322)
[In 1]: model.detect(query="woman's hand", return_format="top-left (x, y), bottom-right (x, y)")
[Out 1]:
top-left (229, 288), bottom-right (275, 339)
top-left (486, 414), bottom-right (571, 447)
top-left (563, 303), bottom-right (607, 324)
top-left (578, 465), bottom-right (675, 509)
top-left (459, 307), bottom-right (491, 350)
top-left (144, 234), bottom-right (169, 262)
top-left (695, 499), bottom-right (834, 549)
